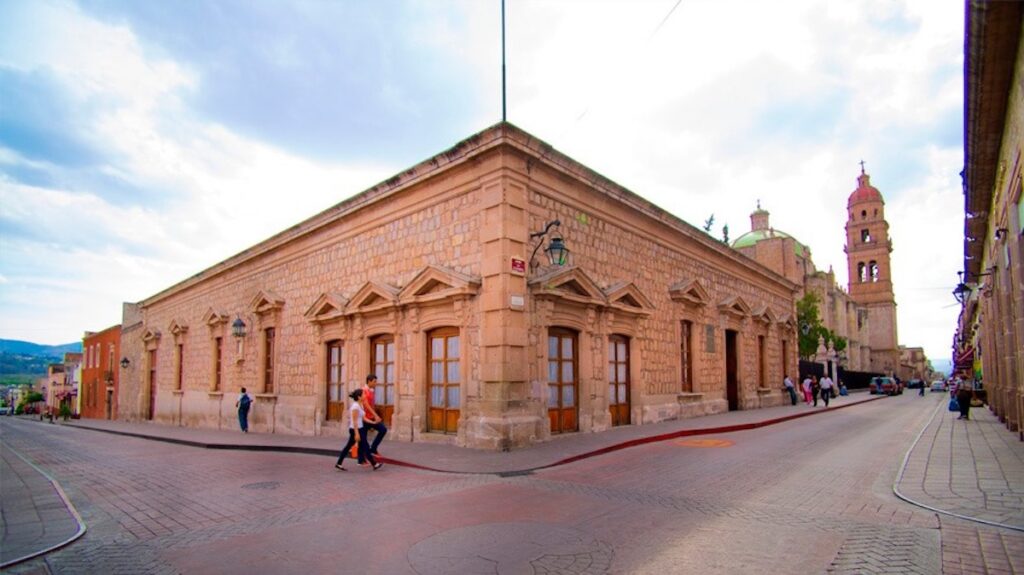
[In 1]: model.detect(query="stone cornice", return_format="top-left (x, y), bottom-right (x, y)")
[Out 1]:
top-left (140, 122), bottom-right (797, 306)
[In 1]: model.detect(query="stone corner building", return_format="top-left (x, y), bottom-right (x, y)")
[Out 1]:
top-left (119, 123), bottom-right (800, 450)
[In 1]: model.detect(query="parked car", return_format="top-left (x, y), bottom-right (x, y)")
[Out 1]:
top-left (906, 379), bottom-right (925, 389)
top-left (869, 376), bottom-right (902, 395)
top-left (930, 380), bottom-right (947, 392)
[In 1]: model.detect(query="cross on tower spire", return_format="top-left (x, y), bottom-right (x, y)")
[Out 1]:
top-left (859, 160), bottom-right (866, 174)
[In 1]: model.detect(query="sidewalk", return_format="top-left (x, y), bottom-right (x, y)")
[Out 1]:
top-left (895, 398), bottom-right (1024, 531)
top-left (0, 442), bottom-right (85, 569)
top-left (61, 391), bottom-right (881, 474)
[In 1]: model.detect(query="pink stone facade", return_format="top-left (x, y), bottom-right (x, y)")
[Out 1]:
top-left (119, 124), bottom-right (799, 449)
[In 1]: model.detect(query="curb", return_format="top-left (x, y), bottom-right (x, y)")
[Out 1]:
top-left (893, 399), bottom-right (1024, 533)
top-left (58, 394), bottom-right (885, 475)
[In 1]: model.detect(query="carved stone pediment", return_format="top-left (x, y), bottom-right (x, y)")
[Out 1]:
top-left (603, 281), bottom-right (655, 315)
top-left (776, 312), bottom-right (796, 332)
top-left (168, 319), bottom-right (189, 336)
top-left (529, 266), bottom-right (607, 307)
top-left (398, 265), bottom-right (480, 305)
top-left (304, 292), bottom-right (349, 323)
top-left (201, 308), bottom-right (229, 327)
top-left (750, 304), bottom-right (778, 324)
top-left (344, 281), bottom-right (400, 315)
top-left (669, 278), bottom-right (709, 307)
top-left (717, 295), bottom-right (752, 318)
top-left (249, 289), bottom-right (285, 315)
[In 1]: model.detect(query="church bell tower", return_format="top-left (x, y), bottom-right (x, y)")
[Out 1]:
top-left (844, 164), bottom-right (899, 372)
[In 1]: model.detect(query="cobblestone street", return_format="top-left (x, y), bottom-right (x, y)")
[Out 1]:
top-left (2, 394), bottom-right (1021, 574)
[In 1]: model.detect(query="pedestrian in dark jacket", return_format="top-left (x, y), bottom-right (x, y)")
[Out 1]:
top-left (956, 383), bottom-right (973, 420)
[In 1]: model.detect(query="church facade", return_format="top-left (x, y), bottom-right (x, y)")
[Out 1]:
top-left (733, 169), bottom-right (916, 378)
top-left (117, 123), bottom-right (800, 449)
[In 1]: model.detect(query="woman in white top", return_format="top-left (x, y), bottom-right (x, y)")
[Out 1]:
top-left (334, 388), bottom-right (382, 471)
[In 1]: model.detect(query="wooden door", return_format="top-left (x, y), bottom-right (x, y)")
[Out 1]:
top-left (147, 349), bottom-right (157, 420)
top-left (726, 329), bottom-right (739, 411)
top-left (371, 335), bottom-right (395, 426)
top-left (326, 341), bottom-right (345, 421)
top-left (427, 328), bottom-right (460, 434)
top-left (608, 335), bottom-right (630, 426)
top-left (548, 329), bottom-right (578, 434)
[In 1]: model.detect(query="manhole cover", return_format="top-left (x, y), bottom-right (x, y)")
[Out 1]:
top-left (675, 438), bottom-right (734, 448)
top-left (408, 522), bottom-right (612, 574)
top-left (241, 481), bottom-right (281, 490)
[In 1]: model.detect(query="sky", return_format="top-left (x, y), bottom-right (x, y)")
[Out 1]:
top-left (0, 0), bottom-right (964, 370)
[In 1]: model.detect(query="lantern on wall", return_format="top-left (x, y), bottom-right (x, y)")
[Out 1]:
top-left (231, 317), bottom-right (247, 338)
top-left (544, 235), bottom-right (569, 266)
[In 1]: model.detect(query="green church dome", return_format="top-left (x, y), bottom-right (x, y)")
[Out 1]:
top-left (732, 228), bottom-right (809, 258)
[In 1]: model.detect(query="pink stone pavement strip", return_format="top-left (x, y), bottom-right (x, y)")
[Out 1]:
top-left (895, 398), bottom-right (1024, 532)
top-left (0, 443), bottom-right (86, 569)
top-left (59, 391), bottom-right (885, 474)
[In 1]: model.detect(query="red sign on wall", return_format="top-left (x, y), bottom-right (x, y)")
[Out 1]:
top-left (511, 257), bottom-right (526, 274)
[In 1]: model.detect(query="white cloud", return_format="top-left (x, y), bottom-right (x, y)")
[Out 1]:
top-left (0, 0), bottom-right (965, 366)
top-left (0, 0), bottom-right (395, 343)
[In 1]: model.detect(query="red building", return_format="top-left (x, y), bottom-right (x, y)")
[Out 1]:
top-left (81, 325), bottom-right (121, 419)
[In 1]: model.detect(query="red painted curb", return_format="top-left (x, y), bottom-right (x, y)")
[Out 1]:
top-left (536, 394), bottom-right (887, 471)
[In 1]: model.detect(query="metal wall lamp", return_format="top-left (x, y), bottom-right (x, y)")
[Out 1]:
top-left (231, 317), bottom-right (247, 338)
top-left (232, 317), bottom-right (247, 362)
top-left (120, 357), bottom-right (130, 369)
top-left (952, 271), bottom-right (970, 305)
top-left (529, 220), bottom-right (570, 271)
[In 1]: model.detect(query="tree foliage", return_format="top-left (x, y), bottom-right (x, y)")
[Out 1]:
top-left (796, 292), bottom-right (847, 360)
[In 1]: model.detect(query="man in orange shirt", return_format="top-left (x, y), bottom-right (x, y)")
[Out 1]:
top-left (359, 374), bottom-right (387, 462)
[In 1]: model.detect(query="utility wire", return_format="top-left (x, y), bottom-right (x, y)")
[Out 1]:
top-left (567, 0), bottom-right (684, 128)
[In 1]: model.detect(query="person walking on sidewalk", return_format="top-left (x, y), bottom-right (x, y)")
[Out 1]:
top-left (335, 389), bottom-right (382, 471)
top-left (956, 381), bottom-right (974, 420)
top-left (802, 375), bottom-right (813, 405)
top-left (819, 374), bottom-right (834, 407)
top-left (811, 376), bottom-right (821, 407)
top-left (235, 387), bottom-right (253, 433)
top-left (357, 374), bottom-right (387, 463)
top-left (783, 374), bottom-right (798, 406)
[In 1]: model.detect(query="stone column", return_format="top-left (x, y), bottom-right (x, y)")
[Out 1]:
top-left (462, 165), bottom-right (540, 450)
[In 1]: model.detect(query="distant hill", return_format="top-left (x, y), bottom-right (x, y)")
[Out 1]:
top-left (0, 339), bottom-right (82, 385)
top-left (0, 339), bottom-right (82, 356)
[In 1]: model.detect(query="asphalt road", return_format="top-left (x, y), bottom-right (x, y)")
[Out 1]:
top-left (0, 394), bottom-right (972, 574)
